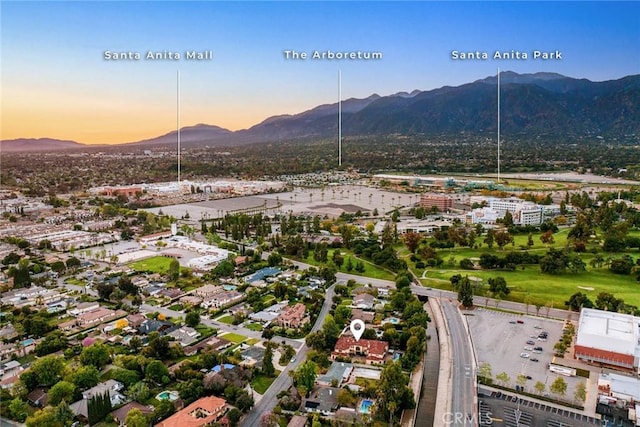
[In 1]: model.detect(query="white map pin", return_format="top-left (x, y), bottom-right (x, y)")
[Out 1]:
top-left (350, 319), bottom-right (365, 341)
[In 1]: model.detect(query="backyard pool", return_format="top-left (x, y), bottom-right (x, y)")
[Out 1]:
top-left (156, 391), bottom-right (179, 401)
top-left (359, 399), bottom-right (374, 414)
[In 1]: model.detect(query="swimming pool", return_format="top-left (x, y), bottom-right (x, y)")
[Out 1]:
top-left (359, 399), bottom-right (374, 414)
top-left (156, 391), bottom-right (179, 401)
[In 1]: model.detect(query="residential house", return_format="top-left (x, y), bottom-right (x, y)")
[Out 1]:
top-left (203, 290), bottom-right (244, 310)
top-left (194, 285), bottom-right (223, 300)
top-left (180, 295), bottom-right (203, 307)
top-left (46, 300), bottom-right (68, 313)
top-left (275, 303), bottom-right (309, 329)
top-left (77, 308), bottom-right (126, 328)
top-left (159, 288), bottom-right (183, 300)
top-left (27, 388), bottom-right (49, 407)
top-left (317, 362), bottom-right (354, 387)
top-left (331, 336), bottom-right (389, 365)
top-left (288, 415), bottom-right (308, 427)
top-left (126, 314), bottom-right (146, 329)
top-left (353, 293), bottom-right (375, 310)
top-left (70, 380), bottom-right (126, 419)
top-left (111, 402), bottom-right (154, 426)
top-left (155, 396), bottom-right (227, 427)
top-left (350, 309), bottom-right (375, 324)
top-left (304, 387), bottom-right (340, 416)
top-left (185, 336), bottom-right (232, 356)
top-left (138, 319), bottom-right (174, 336)
top-left (240, 346), bottom-right (265, 369)
top-left (167, 326), bottom-right (201, 347)
top-left (69, 302), bottom-right (100, 317)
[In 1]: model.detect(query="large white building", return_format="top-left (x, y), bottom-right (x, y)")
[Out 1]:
top-left (466, 197), bottom-right (543, 226)
top-left (574, 308), bottom-right (640, 373)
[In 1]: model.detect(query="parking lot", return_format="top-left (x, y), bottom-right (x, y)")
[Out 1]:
top-left (467, 308), bottom-right (589, 402)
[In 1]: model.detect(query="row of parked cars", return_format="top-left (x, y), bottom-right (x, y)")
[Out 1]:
top-left (520, 326), bottom-right (548, 361)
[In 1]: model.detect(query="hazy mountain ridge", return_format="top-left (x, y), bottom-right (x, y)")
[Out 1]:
top-left (3, 72), bottom-right (638, 152)
top-left (0, 138), bottom-right (86, 152)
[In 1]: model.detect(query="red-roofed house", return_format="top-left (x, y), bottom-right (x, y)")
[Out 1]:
top-left (331, 336), bottom-right (388, 365)
top-left (155, 396), bottom-right (227, 427)
top-left (275, 303), bottom-right (309, 329)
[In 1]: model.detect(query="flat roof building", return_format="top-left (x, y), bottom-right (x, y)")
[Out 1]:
top-left (574, 308), bottom-right (640, 373)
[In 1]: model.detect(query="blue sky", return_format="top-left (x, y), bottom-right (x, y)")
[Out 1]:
top-left (2, 1), bottom-right (639, 143)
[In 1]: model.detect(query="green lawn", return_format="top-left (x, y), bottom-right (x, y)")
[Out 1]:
top-left (251, 372), bottom-right (279, 394)
top-left (216, 315), bottom-right (235, 324)
top-left (302, 248), bottom-right (395, 281)
top-left (421, 265), bottom-right (640, 308)
top-left (218, 332), bottom-right (247, 343)
top-left (246, 338), bottom-right (260, 345)
top-left (129, 256), bottom-right (173, 274)
top-left (408, 227), bottom-right (640, 308)
top-left (245, 323), bottom-right (263, 332)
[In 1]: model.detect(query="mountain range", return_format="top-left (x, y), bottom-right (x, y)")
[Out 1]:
top-left (2, 72), bottom-right (638, 152)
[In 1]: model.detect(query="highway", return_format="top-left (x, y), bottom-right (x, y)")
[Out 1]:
top-left (241, 284), bottom-right (335, 427)
top-left (440, 300), bottom-right (476, 426)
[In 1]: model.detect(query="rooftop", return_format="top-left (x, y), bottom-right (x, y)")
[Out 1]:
top-left (576, 308), bottom-right (640, 357)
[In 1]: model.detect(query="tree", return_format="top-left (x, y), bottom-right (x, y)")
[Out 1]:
top-left (48, 381), bottom-right (76, 405)
top-left (496, 372), bottom-right (510, 387)
top-left (403, 231), bottom-right (421, 253)
top-left (88, 391), bottom-right (112, 425)
top-left (516, 374), bottom-right (527, 389)
top-left (376, 362), bottom-right (415, 424)
top-left (292, 360), bottom-right (317, 397)
top-left (267, 252), bottom-right (282, 267)
top-left (565, 292), bottom-right (594, 311)
top-left (28, 355), bottom-right (66, 387)
top-left (8, 398), bottom-right (29, 422)
top-left (68, 365), bottom-right (100, 391)
top-left (10, 258), bottom-right (31, 287)
top-left (262, 341), bottom-right (275, 377)
top-left (80, 343), bottom-right (111, 370)
top-left (478, 362), bottom-right (492, 382)
top-left (540, 230), bottom-right (555, 245)
top-left (185, 311), bottom-right (200, 328)
top-left (66, 256), bottom-right (81, 270)
top-left (457, 275), bottom-right (474, 308)
top-left (128, 381), bottom-right (150, 402)
top-left (550, 376), bottom-right (567, 400)
top-left (125, 408), bottom-right (149, 427)
top-left (146, 360), bottom-right (170, 384)
top-left (227, 408), bottom-right (242, 427)
top-left (260, 412), bottom-right (278, 427)
top-left (495, 230), bottom-right (514, 250)
top-left (527, 233), bottom-right (534, 248)
top-left (574, 381), bottom-right (587, 403)
top-left (26, 406), bottom-right (64, 427)
top-left (595, 292), bottom-right (624, 312)
top-left (534, 381), bottom-right (546, 395)
top-left (488, 276), bottom-right (510, 296)
top-left (168, 258), bottom-right (180, 281)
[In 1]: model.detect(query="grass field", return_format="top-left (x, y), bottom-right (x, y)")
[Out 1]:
top-left (129, 256), bottom-right (173, 274)
top-left (245, 323), bottom-right (263, 332)
top-left (302, 248), bottom-right (395, 281)
top-left (218, 332), bottom-right (247, 343)
top-left (251, 372), bottom-right (279, 394)
top-left (246, 338), bottom-right (260, 345)
top-left (216, 315), bottom-right (234, 324)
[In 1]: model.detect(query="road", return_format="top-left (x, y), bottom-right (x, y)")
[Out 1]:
top-left (440, 300), bottom-right (476, 426)
top-left (241, 284), bottom-right (335, 427)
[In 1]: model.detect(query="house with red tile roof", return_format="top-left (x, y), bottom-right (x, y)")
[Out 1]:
top-left (155, 396), bottom-right (227, 427)
top-left (331, 336), bottom-right (388, 365)
top-left (275, 303), bottom-right (309, 329)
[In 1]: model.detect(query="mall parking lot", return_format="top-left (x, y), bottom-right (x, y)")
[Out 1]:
top-left (467, 308), bottom-right (587, 399)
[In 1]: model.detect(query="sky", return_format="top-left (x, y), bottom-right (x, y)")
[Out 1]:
top-left (1, 1), bottom-right (639, 145)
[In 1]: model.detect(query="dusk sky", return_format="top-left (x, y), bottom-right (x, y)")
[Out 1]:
top-left (2, 1), bottom-right (639, 144)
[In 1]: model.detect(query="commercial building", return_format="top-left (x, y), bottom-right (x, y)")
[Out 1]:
top-left (574, 308), bottom-right (640, 373)
top-left (419, 194), bottom-right (453, 212)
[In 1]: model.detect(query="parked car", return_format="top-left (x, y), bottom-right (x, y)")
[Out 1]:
top-left (524, 346), bottom-right (534, 351)
top-left (526, 340), bottom-right (535, 345)
top-left (530, 358), bottom-right (539, 362)
top-left (520, 352), bottom-right (530, 358)
top-left (516, 320), bottom-right (524, 324)
top-left (534, 325), bottom-right (542, 329)
top-left (509, 320), bottom-right (517, 324)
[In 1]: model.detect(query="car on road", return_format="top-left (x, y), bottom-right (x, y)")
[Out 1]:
top-left (534, 325), bottom-right (542, 329)
top-left (530, 358), bottom-right (539, 362)
top-left (524, 346), bottom-right (534, 351)
top-left (520, 352), bottom-right (530, 358)
top-left (516, 320), bottom-right (524, 324)
top-left (509, 320), bottom-right (517, 324)
top-left (526, 340), bottom-right (535, 345)
top-left (290, 357), bottom-right (296, 363)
